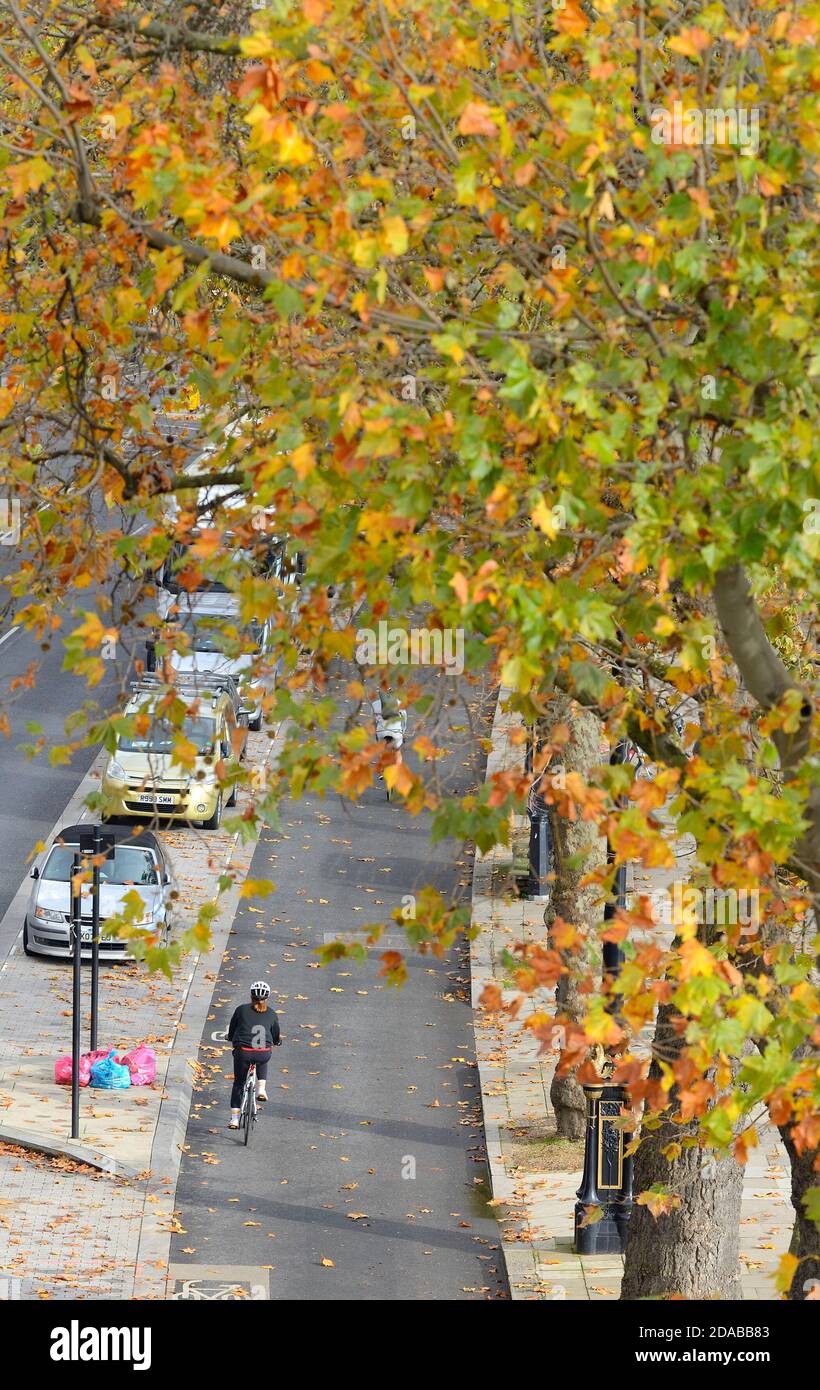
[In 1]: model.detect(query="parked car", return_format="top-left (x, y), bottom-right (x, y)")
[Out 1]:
top-left (100, 678), bottom-right (244, 829)
top-left (154, 531), bottom-right (285, 621)
top-left (157, 596), bottom-right (281, 732)
top-left (24, 825), bottom-right (176, 961)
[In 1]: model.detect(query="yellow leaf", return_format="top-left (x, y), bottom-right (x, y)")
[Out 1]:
top-left (531, 498), bottom-right (562, 540)
top-left (597, 190), bottom-right (616, 222)
top-left (239, 34), bottom-right (276, 58)
top-left (383, 760), bottom-right (414, 797)
top-left (290, 442), bottom-right (316, 479)
top-left (381, 215), bottom-right (408, 258)
top-left (9, 156), bottom-right (52, 198)
top-left (74, 613), bottom-right (118, 650)
top-left (276, 117), bottom-right (313, 166)
top-left (678, 938), bottom-right (716, 980)
top-left (240, 879), bottom-right (275, 899)
top-left (171, 735), bottom-right (199, 770)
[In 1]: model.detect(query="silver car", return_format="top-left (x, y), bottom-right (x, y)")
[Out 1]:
top-left (23, 824), bottom-right (176, 961)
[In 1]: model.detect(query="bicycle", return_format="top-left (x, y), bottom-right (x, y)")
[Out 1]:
top-left (238, 1061), bottom-right (258, 1146)
top-left (375, 709), bottom-right (407, 801)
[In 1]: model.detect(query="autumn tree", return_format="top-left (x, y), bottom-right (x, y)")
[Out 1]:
top-left (0, 0), bottom-right (817, 1297)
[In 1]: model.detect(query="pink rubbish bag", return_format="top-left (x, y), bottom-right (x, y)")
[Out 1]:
top-left (54, 1053), bottom-right (91, 1087)
top-left (121, 1044), bottom-right (157, 1086)
top-left (82, 1048), bottom-right (112, 1070)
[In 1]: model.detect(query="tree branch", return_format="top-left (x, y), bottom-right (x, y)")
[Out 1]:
top-left (72, 10), bottom-right (244, 56)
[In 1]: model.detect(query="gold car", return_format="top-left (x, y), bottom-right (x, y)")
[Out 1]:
top-left (101, 680), bottom-right (245, 830)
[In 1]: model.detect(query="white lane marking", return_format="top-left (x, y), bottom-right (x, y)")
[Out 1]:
top-left (0, 625), bottom-right (20, 649)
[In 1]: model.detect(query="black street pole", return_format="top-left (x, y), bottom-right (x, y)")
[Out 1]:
top-left (79, 825), bottom-right (115, 1053)
top-left (70, 851), bottom-right (82, 1141)
top-left (90, 828), bottom-right (101, 1052)
top-left (602, 739), bottom-right (630, 984)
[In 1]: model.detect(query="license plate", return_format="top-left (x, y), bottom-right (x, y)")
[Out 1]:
top-left (138, 793), bottom-right (176, 806)
top-left (81, 928), bottom-right (93, 942)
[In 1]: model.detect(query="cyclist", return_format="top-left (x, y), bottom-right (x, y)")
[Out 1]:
top-left (227, 981), bottom-right (281, 1129)
top-left (371, 690), bottom-right (407, 747)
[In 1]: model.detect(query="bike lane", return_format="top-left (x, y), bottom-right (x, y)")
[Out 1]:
top-left (169, 669), bottom-right (508, 1301)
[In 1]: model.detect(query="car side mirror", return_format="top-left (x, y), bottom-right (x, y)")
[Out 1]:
top-left (30, 866), bottom-right (39, 879)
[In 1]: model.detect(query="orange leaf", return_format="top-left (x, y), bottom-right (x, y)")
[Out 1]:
top-left (479, 983), bottom-right (503, 1012)
top-left (555, 1), bottom-right (589, 37)
top-left (458, 102), bottom-right (497, 138)
top-left (668, 27), bottom-right (712, 58)
top-left (450, 572), bottom-right (469, 605)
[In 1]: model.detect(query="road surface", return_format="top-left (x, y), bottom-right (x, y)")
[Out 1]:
top-left (170, 667), bottom-right (508, 1300)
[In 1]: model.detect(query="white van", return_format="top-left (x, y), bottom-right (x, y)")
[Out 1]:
top-left (156, 592), bottom-right (281, 731)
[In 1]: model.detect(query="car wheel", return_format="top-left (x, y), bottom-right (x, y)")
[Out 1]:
top-left (248, 712), bottom-right (262, 732)
top-left (22, 919), bottom-right (35, 957)
top-left (201, 793), bottom-right (222, 830)
top-left (227, 784), bottom-right (237, 808)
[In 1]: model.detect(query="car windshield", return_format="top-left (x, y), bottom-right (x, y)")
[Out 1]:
top-left (175, 616), bottom-right (226, 653)
top-left (117, 715), bottom-right (216, 755)
top-left (162, 541), bottom-right (271, 594)
top-left (173, 616), bottom-right (263, 655)
top-left (43, 846), bottom-right (160, 886)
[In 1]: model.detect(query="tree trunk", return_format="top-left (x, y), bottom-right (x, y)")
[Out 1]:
top-left (621, 1003), bottom-right (743, 1299)
top-left (780, 1121), bottom-right (820, 1298)
top-left (544, 696), bottom-right (606, 1140)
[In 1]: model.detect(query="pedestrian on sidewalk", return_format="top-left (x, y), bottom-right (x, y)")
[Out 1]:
top-left (227, 981), bottom-right (281, 1128)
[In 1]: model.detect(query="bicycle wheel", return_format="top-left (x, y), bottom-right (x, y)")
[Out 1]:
top-left (238, 1067), bottom-right (252, 1135)
top-left (243, 1070), bottom-right (255, 1147)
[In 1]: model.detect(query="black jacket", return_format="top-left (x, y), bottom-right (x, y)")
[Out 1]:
top-left (228, 1002), bottom-right (280, 1050)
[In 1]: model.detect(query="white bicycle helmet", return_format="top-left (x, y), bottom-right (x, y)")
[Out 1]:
top-left (250, 981), bottom-right (270, 1000)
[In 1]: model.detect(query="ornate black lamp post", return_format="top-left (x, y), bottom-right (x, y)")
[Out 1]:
top-left (574, 739), bottom-right (634, 1254)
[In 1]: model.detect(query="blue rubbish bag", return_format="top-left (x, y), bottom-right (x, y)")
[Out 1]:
top-left (89, 1048), bottom-right (131, 1089)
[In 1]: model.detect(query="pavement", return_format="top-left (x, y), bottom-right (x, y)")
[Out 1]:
top-left (471, 693), bottom-right (793, 1301)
